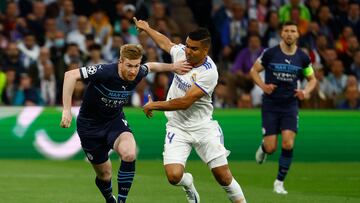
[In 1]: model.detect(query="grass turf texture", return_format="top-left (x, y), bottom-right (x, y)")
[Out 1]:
top-left (0, 160), bottom-right (359, 203)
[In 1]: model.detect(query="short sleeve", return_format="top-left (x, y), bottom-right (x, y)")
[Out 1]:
top-left (258, 48), bottom-right (270, 68)
top-left (170, 44), bottom-right (186, 62)
top-left (194, 69), bottom-right (218, 96)
top-left (135, 64), bottom-right (149, 81)
top-left (79, 64), bottom-right (107, 82)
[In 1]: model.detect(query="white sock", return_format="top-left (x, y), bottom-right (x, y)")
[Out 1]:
top-left (176, 173), bottom-right (192, 188)
top-left (222, 178), bottom-right (246, 203)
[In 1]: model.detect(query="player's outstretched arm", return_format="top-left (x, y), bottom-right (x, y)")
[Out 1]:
top-left (143, 84), bottom-right (204, 118)
top-left (60, 69), bottom-right (81, 128)
top-left (145, 60), bottom-right (192, 75)
top-left (133, 17), bottom-right (175, 53)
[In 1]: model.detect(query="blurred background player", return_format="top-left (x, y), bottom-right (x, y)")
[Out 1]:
top-left (250, 21), bottom-right (317, 194)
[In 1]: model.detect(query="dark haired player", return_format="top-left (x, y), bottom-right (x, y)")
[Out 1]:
top-left (250, 22), bottom-right (317, 194)
top-left (134, 17), bottom-right (247, 203)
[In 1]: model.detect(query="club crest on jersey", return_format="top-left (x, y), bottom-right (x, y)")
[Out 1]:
top-left (87, 66), bottom-right (97, 75)
top-left (190, 73), bottom-right (197, 83)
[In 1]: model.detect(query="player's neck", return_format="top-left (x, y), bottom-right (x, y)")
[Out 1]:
top-left (192, 57), bottom-right (207, 67)
top-left (280, 41), bottom-right (297, 55)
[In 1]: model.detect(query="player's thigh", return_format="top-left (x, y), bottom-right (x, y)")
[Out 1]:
top-left (194, 123), bottom-right (229, 165)
top-left (262, 109), bottom-right (281, 136)
top-left (163, 127), bottom-right (192, 166)
top-left (107, 114), bottom-right (134, 150)
top-left (113, 132), bottom-right (136, 161)
top-left (77, 129), bottom-right (111, 165)
top-left (280, 110), bottom-right (298, 134)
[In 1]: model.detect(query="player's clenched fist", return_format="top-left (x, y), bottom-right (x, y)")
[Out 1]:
top-left (60, 109), bottom-right (72, 128)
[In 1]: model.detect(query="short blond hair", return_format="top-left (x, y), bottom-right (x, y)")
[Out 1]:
top-left (120, 44), bottom-right (143, 60)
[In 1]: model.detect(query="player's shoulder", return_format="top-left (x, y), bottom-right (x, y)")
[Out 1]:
top-left (266, 45), bottom-right (281, 54)
top-left (80, 62), bottom-right (115, 79)
top-left (137, 64), bottom-right (149, 78)
top-left (261, 45), bottom-right (279, 59)
top-left (170, 44), bottom-right (186, 61)
top-left (198, 57), bottom-right (217, 72)
top-left (296, 48), bottom-right (310, 58)
top-left (86, 62), bottom-right (116, 71)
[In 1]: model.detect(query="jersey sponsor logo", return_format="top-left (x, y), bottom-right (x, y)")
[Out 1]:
top-left (273, 72), bottom-right (297, 82)
top-left (285, 59), bottom-right (291, 64)
top-left (95, 84), bottom-right (133, 108)
top-left (107, 91), bottom-right (131, 98)
top-left (87, 66), bottom-right (97, 75)
top-left (270, 63), bottom-right (301, 73)
top-left (174, 75), bottom-right (191, 92)
top-left (101, 97), bottom-right (128, 108)
top-left (269, 63), bottom-right (300, 82)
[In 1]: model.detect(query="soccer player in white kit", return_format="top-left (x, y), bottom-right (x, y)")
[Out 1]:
top-left (134, 17), bottom-right (246, 203)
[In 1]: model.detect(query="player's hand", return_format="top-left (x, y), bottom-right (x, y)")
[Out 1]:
top-left (173, 60), bottom-right (192, 75)
top-left (133, 17), bottom-right (149, 32)
top-left (262, 84), bottom-right (277, 94)
top-left (294, 89), bottom-right (307, 100)
top-left (143, 95), bottom-right (154, 118)
top-left (60, 109), bottom-right (72, 128)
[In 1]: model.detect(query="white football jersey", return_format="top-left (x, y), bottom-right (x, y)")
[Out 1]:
top-left (165, 44), bottom-right (218, 130)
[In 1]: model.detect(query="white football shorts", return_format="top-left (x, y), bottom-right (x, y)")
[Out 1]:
top-left (163, 120), bottom-right (230, 167)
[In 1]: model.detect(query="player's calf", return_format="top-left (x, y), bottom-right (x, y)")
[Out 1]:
top-left (117, 160), bottom-right (136, 203)
top-left (222, 178), bottom-right (247, 203)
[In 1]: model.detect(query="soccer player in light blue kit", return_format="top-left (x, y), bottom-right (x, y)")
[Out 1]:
top-left (134, 17), bottom-right (246, 203)
top-left (250, 22), bottom-right (317, 194)
top-left (60, 44), bottom-right (191, 203)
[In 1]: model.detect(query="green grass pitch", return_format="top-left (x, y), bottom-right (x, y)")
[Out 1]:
top-left (0, 160), bottom-right (359, 203)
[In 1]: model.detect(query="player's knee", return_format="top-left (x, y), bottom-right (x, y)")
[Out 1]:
top-left (97, 169), bottom-right (112, 181)
top-left (216, 173), bottom-right (233, 186)
top-left (120, 151), bottom-right (136, 162)
top-left (211, 162), bottom-right (233, 186)
top-left (264, 144), bottom-right (277, 154)
top-left (166, 171), bottom-right (183, 185)
top-left (282, 140), bottom-right (294, 150)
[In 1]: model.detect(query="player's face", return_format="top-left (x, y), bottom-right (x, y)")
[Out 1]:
top-left (119, 58), bottom-right (141, 81)
top-left (185, 37), bottom-right (208, 66)
top-left (281, 25), bottom-right (299, 46)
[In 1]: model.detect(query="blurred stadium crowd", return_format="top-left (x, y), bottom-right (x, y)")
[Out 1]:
top-left (0, 0), bottom-right (359, 109)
